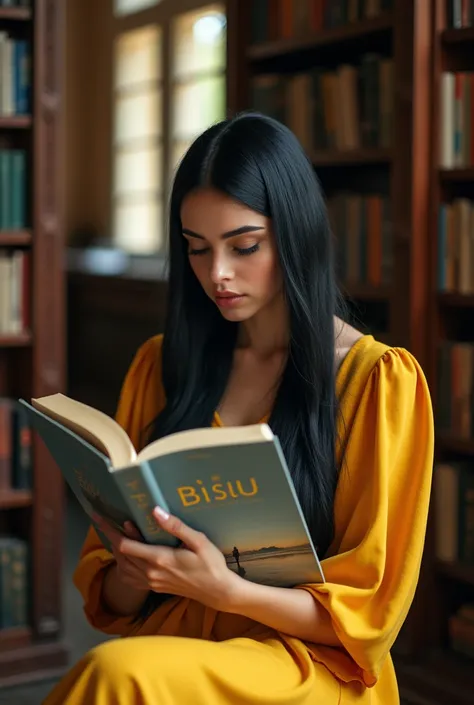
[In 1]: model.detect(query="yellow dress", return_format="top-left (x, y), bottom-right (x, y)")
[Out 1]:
top-left (44, 334), bottom-right (434, 705)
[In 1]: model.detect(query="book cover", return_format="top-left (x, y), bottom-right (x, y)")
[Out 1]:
top-left (21, 399), bottom-right (325, 588)
top-left (145, 441), bottom-right (325, 586)
top-left (21, 403), bottom-right (174, 552)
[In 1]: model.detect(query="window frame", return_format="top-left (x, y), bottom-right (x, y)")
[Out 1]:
top-left (110, 0), bottom-right (236, 255)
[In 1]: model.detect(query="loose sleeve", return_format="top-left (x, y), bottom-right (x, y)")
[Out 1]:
top-left (72, 335), bottom-right (165, 635)
top-left (301, 348), bottom-right (434, 687)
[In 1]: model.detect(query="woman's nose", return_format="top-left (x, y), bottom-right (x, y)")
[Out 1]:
top-left (210, 252), bottom-right (234, 284)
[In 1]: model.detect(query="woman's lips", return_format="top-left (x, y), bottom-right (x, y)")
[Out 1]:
top-left (215, 293), bottom-right (246, 308)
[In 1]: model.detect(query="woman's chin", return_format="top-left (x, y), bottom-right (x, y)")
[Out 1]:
top-left (218, 308), bottom-right (251, 322)
top-left (216, 301), bottom-right (256, 322)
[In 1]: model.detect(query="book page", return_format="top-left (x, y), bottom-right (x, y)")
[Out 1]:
top-left (31, 394), bottom-right (137, 467)
top-left (136, 423), bottom-right (274, 464)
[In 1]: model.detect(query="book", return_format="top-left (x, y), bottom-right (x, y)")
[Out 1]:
top-left (19, 394), bottom-right (325, 588)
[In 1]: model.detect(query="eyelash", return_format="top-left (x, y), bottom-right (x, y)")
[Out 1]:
top-left (188, 243), bottom-right (260, 257)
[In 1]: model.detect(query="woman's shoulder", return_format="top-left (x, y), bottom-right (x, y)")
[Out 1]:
top-left (132, 333), bottom-right (164, 362)
top-left (122, 333), bottom-right (165, 397)
top-left (336, 321), bottom-right (429, 408)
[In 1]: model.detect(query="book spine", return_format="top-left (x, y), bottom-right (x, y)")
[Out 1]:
top-left (0, 541), bottom-right (13, 628)
top-left (0, 399), bottom-right (12, 490)
top-left (9, 539), bottom-right (28, 627)
top-left (114, 463), bottom-right (177, 547)
top-left (11, 400), bottom-right (32, 489)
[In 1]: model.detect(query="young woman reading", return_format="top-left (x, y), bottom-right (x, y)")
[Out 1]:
top-left (45, 113), bottom-right (434, 705)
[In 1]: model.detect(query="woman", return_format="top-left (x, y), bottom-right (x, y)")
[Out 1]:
top-left (45, 113), bottom-right (434, 704)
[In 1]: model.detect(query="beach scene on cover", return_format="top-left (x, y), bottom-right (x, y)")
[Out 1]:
top-left (217, 488), bottom-right (319, 586)
top-left (224, 539), bottom-right (318, 587)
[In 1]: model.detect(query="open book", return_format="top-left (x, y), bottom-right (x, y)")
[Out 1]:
top-left (20, 394), bottom-right (324, 588)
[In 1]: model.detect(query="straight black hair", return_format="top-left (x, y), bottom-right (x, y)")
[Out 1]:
top-left (137, 112), bottom-right (346, 620)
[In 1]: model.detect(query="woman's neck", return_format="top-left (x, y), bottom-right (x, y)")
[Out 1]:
top-left (237, 295), bottom-right (289, 359)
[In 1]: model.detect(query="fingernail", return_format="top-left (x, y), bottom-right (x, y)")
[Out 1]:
top-left (154, 506), bottom-right (170, 521)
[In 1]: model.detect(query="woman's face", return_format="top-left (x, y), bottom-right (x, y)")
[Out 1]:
top-left (181, 187), bottom-right (283, 322)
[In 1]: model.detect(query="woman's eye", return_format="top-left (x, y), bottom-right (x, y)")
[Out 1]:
top-left (188, 247), bottom-right (209, 256)
top-left (188, 243), bottom-right (260, 257)
top-left (235, 243), bottom-right (260, 256)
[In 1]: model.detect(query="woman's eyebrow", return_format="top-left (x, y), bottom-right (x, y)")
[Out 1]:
top-left (182, 225), bottom-right (264, 240)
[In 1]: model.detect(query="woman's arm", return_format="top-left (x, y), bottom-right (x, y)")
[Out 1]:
top-left (102, 549), bottom-right (340, 646)
top-left (101, 562), bottom-right (149, 617)
top-left (223, 578), bottom-right (341, 646)
top-left (96, 509), bottom-right (340, 647)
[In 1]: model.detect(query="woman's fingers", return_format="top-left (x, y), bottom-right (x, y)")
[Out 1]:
top-left (123, 521), bottom-right (143, 541)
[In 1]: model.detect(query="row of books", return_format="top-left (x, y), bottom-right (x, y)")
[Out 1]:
top-left (434, 462), bottom-right (473, 565)
top-left (0, 33), bottom-right (30, 117)
top-left (449, 605), bottom-right (474, 661)
top-left (446, 0), bottom-right (474, 28)
top-left (0, 249), bottom-right (30, 335)
top-left (438, 199), bottom-right (474, 294)
top-left (0, 398), bottom-right (32, 491)
top-left (440, 72), bottom-right (474, 169)
top-left (252, 55), bottom-right (393, 153)
top-left (327, 193), bottom-right (392, 287)
top-left (0, 148), bottom-right (27, 229)
top-left (0, 536), bottom-right (28, 630)
top-left (437, 342), bottom-right (474, 439)
top-left (250, 0), bottom-right (393, 44)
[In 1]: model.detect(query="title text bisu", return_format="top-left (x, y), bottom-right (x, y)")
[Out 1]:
top-left (177, 477), bottom-right (258, 507)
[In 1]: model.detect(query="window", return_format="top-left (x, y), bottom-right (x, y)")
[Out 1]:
top-left (111, 1), bottom-right (227, 255)
top-left (171, 5), bottom-right (226, 175)
top-left (114, 0), bottom-right (162, 17)
top-left (113, 25), bottom-right (163, 253)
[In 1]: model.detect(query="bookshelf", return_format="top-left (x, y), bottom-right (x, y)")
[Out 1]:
top-left (423, 0), bottom-right (474, 697)
top-left (0, 5), bottom-right (30, 22)
top-left (245, 12), bottom-right (394, 62)
top-left (229, 0), bottom-right (474, 702)
top-left (0, 0), bottom-right (68, 688)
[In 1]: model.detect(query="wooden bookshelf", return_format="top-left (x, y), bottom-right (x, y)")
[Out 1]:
top-left (342, 283), bottom-right (392, 301)
top-left (0, 489), bottom-right (33, 509)
top-left (414, 0), bottom-right (474, 699)
top-left (438, 293), bottom-right (474, 308)
top-left (442, 26), bottom-right (474, 44)
top-left (0, 7), bottom-right (32, 22)
top-left (396, 650), bottom-right (474, 705)
top-left (0, 115), bottom-right (32, 129)
top-left (0, 332), bottom-right (33, 347)
top-left (311, 148), bottom-right (392, 167)
top-left (0, 229), bottom-right (32, 246)
top-left (436, 560), bottom-right (474, 587)
top-left (0, 626), bottom-right (31, 649)
top-left (439, 167), bottom-right (474, 182)
top-left (437, 435), bottom-right (474, 456)
top-left (0, 0), bottom-right (68, 687)
top-left (247, 13), bottom-right (394, 62)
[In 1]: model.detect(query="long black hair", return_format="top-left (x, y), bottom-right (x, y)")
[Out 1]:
top-left (138, 112), bottom-right (345, 620)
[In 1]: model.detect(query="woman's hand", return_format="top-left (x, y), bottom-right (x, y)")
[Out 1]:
top-left (93, 507), bottom-right (239, 612)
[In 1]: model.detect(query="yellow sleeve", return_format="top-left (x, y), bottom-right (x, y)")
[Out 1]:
top-left (301, 348), bottom-right (434, 687)
top-left (72, 335), bottom-right (165, 635)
